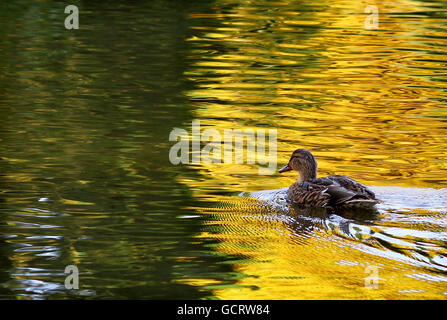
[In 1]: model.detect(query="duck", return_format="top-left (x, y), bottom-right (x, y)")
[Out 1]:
top-left (279, 149), bottom-right (378, 209)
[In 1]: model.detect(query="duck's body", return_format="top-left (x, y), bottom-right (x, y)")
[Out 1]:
top-left (279, 149), bottom-right (378, 209)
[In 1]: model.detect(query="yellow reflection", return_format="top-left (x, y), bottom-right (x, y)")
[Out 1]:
top-left (193, 200), bottom-right (447, 299)
top-left (184, 0), bottom-right (447, 189)
top-left (180, 0), bottom-right (447, 299)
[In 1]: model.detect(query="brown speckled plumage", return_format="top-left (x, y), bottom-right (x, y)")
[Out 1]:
top-left (279, 149), bottom-right (378, 209)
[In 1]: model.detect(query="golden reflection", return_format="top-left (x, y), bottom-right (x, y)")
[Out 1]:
top-left (181, 0), bottom-right (447, 299)
top-left (193, 199), bottom-right (447, 299)
top-left (184, 0), bottom-right (447, 189)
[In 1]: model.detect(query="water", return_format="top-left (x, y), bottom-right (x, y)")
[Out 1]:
top-left (0, 0), bottom-right (446, 299)
top-left (242, 186), bottom-right (447, 298)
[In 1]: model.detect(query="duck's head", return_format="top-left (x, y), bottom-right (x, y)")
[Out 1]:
top-left (278, 149), bottom-right (317, 182)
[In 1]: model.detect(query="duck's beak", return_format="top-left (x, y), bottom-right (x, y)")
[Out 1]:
top-left (278, 164), bottom-right (292, 173)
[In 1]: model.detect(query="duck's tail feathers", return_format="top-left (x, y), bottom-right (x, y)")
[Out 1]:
top-left (343, 198), bottom-right (379, 209)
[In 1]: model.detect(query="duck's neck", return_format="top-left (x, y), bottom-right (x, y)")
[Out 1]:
top-left (297, 164), bottom-right (317, 183)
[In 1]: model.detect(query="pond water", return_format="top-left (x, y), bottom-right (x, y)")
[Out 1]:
top-left (0, 0), bottom-right (446, 299)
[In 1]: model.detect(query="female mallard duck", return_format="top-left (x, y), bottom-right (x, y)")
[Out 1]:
top-left (279, 149), bottom-right (378, 209)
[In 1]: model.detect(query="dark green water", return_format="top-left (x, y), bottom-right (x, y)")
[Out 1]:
top-left (0, 0), bottom-right (235, 299)
top-left (1, 0), bottom-right (447, 299)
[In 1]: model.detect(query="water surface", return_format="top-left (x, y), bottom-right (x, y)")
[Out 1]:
top-left (0, 0), bottom-right (446, 299)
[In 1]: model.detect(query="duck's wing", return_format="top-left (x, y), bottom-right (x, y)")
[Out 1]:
top-left (288, 177), bottom-right (377, 208)
top-left (326, 175), bottom-right (376, 199)
top-left (287, 180), bottom-right (331, 207)
top-left (308, 177), bottom-right (359, 206)
top-left (309, 177), bottom-right (377, 207)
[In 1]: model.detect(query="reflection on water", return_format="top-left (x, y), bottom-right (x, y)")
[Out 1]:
top-left (182, 0), bottom-right (447, 299)
top-left (0, 0), bottom-right (447, 299)
top-left (196, 185), bottom-right (447, 299)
